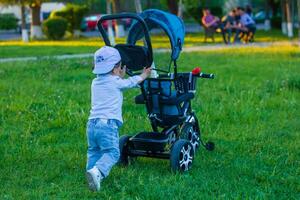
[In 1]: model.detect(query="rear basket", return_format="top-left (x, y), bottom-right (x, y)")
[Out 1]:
top-left (130, 132), bottom-right (169, 152)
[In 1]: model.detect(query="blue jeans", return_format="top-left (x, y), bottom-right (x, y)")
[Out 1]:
top-left (86, 118), bottom-right (122, 178)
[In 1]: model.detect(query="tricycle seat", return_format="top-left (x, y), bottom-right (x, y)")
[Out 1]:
top-left (135, 92), bottom-right (194, 105)
top-left (135, 78), bottom-right (194, 127)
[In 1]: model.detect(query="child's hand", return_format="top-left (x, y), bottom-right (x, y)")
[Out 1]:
top-left (143, 67), bottom-right (152, 76)
top-left (140, 67), bottom-right (152, 81)
top-left (120, 65), bottom-right (126, 78)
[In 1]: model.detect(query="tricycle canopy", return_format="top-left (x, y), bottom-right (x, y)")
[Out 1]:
top-left (127, 9), bottom-right (185, 61)
top-left (97, 9), bottom-right (185, 75)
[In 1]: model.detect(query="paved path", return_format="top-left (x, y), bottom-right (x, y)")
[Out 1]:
top-left (0, 41), bottom-right (297, 63)
top-left (0, 30), bottom-right (21, 41)
top-left (0, 23), bottom-right (267, 40)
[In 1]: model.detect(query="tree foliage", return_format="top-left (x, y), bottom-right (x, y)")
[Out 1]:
top-left (0, 0), bottom-right (51, 5)
top-left (183, 0), bottom-right (223, 24)
top-left (64, 0), bottom-right (106, 14)
top-left (0, 0), bottom-right (59, 29)
top-left (50, 4), bottom-right (88, 31)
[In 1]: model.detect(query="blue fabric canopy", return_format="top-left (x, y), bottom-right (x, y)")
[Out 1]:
top-left (127, 9), bottom-right (185, 61)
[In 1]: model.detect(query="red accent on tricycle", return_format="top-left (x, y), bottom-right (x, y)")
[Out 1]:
top-left (192, 67), bottom-right (201, 75)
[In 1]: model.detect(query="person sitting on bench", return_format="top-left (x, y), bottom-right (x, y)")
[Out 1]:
top-left (201, 8), bottom-right (227, 43)
top-left (222, 9), bottom-right (240, 44)
top-left (236, 7), bottom-right (256, 43)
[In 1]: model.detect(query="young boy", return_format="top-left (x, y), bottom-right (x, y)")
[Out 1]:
top-left (86, 46), bottom-right (151, 191)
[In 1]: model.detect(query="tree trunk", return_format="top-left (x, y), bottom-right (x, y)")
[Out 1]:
top-left (112, 0), bottom-right (121, 13)
top-left (297, 1), bottom-right (300, 46)
top-left (30, 2), bottom-right (43, 39)
top-left (134, 0), bottom-right (157, 77)
top-left (134, 0), bottom-right (144, 47)
top-left (167, 0), bottom-right (178, 15)
top-left (73, 30), bottom-right (81, 38)
top-left (282, 0), bottom-right (287, 34)
top-left (112, 0), bottom-right (125, 38)
top-left (269, 0), bottom-right (280, 16)
top-left (20, 4), bottom-right (29, 42)
top-left (286, 0), bottom-right (293, 37)
top-left (178, 0), bottom-right (183, 18)
top-left (135, 0), bottom-right (143, 13)
top-left (106, 0), bottom-right (115, 45)
top-left (265, 0), bottom-right (271, 31)
top-left (146, 0), bottom-right (152, 9)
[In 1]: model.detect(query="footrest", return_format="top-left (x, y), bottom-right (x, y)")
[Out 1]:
top-left (130, 132), bottom-right (169, 152)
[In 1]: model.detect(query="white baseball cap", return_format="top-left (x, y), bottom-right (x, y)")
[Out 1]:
top-left (93, 46), bottom-right (121, 74)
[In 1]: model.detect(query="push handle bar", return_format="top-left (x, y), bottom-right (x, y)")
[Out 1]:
top-left (97, 13), bottom-right (153, 57)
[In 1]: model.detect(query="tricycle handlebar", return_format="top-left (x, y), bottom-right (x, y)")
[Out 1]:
top-left (197, 73), bottom-right (215, 79)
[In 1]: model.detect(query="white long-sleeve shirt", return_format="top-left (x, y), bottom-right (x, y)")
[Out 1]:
top-left (89, 74), bottom-right (142, 123)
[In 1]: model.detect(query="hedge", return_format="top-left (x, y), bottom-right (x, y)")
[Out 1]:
top-left (0, 14), bottom-right (18, 30)
top-left (42, 17), bottom-right (68, 40)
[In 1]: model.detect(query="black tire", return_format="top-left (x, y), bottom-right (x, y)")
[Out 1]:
top-left (170, 139), bottom-right (194, 172)
top-left (118, 135), bottom-right (131, 166)
top-left (180, 122), bottom-right (200, 153)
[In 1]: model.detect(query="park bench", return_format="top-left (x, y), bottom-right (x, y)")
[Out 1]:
top-left (203, 26), bottom-right (216, 42)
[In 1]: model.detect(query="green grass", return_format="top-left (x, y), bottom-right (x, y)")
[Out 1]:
top-left (0, 30), bottom-right (297, 58)
top-left (0, 46), bottom-right (300, 199)
top-left (0, 46), bottom-right (97, 59)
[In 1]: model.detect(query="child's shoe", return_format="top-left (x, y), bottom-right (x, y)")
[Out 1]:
top-left (86, 166), bottom-right (102, 191)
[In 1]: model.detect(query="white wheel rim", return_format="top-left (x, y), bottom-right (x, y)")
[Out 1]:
top-left (179, 144), bottom-right (193, 171)
top-left (187, 126), bottom-right (199, 151)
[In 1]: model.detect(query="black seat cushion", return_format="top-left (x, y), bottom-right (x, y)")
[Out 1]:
top-left (156, 115), bottom-right (186, 127)
top-left (114, 44), bottom-right (152, 71)
top-left (135, 92), bottom-right (194, 105)
top-left (160, 92), bottom-right (194, 105)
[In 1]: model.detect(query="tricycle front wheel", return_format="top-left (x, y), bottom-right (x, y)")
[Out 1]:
top-left (170, 139), bottom-right (194, 172)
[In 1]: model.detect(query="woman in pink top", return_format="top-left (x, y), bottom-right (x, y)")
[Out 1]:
top-left (201, 8), bottom-right (220, 28)
top-left (201, 8), bottom-right (227, 43)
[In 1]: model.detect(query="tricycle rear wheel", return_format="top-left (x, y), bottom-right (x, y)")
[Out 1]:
top-left (118, 135), bottom-right (131, 165)
top-left (180, 122), bottom-right (200, 153)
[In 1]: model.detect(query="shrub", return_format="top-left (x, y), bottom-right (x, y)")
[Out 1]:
top-left (51, 8), bottom-right (73, 33)
top-left (42, 17), bottom-right (68, 40)
top-left (0, 14), bottom-right (18, 30)
top-left (50, 4), bottom-right (88, 33)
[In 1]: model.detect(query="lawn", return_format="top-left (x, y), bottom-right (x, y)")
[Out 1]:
top-left (0, 30), bottom-right (297, 58)
top-left (0, 45), bottom-right (299, 199)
